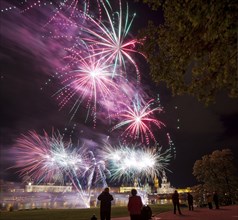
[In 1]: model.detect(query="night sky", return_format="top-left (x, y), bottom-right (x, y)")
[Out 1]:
top-left (0, 0), bottom-right (238, 188)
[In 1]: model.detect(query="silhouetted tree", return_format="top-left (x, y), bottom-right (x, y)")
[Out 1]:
top-left (137, 0), bottom-right (238, 104)
top-left (193, 149), bottom-right (238, 203)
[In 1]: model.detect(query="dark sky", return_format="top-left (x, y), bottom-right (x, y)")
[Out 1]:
top-left (0, 0), bottom-right (238, 188)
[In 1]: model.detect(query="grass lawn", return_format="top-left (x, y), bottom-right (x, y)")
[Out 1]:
top-left (0, 204), bottom-right (173, 220)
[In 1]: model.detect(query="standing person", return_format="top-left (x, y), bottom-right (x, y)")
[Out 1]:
top-left (128, 189), bottom-right (143, 220)
top-left (97, 187), bottom-right (114, 220)
top-left (213, 191), bottom-right (219, 209)
top-left (187, 193), bottom-right (194, 211)
top-left (207, 193), bottom-right (213, 209)
top-left (172, 190), bottom-right (182, 215)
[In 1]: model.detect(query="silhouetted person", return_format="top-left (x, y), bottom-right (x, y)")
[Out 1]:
top-left (97, 187), bottom-right (113, 220)
top-left (141, 205), bottom-right (152, 220)
top-left (91, 214), bottom-right (97, 220)
top-left (128, 189), bottom-right (143, 220)
top-left (172, 190), bottom-right (182, 215)
top-left (187, 193), bottom-right (194, 211)
top-left (213, 191), bottom-right (219, 209)
top-left (207, 193), bottom-right (213, 209)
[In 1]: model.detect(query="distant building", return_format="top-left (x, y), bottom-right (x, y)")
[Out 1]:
top-left (25, 182), bottom-right (72, 192)
top-left (119, 179), bottom-right (141, 193)
top-left (119, 186), bottom-right (135, 193)
top-left (157, 170), bottom-right (175, 194)
top-left (119, 178), bottom-right (151, 194)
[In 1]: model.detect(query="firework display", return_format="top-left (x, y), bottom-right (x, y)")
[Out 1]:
top-left (1, 0), bottom-right (175, 201)
top-left (44, 0), bottom-right (145, 123)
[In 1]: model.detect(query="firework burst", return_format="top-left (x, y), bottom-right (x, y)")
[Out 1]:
top-left (101, 143), bottom-right (172, 183)
top-left (12, 130), bottom-right (84, 184)
top-left (54, 44), bottom-right (120, 124)
top-left (79, 0), bottom-right (145, 79)
top-left (11, 130), bottom-right (110, 207)
top-left (111, 97), bottom-right (165, 145)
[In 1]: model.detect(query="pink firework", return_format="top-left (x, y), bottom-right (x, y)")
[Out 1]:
top-left (111, 97), bottom-right (165, 145)
top-left (54, 45), bottom-right (119, 124)
top-left (12, 130), bottom-right (84, 183)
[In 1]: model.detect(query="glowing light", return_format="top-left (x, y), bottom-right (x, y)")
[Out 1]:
top-left (101, 143), bottom-right (172, 183)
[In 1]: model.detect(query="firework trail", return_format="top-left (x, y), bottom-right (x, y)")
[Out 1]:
top-left (1, 0), bottom-right (102, 20)
top-left (83, 150), bottom-right (110, 191)
top-left (101, 143), bottom-right (172, 184)
top-left (111, 96), bottom-right (165, 145)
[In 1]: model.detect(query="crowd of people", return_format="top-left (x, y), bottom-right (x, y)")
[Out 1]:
top-left (96, 187), bottom-right (152, 220)
top-left (95, 187), bottom-right (221, 220)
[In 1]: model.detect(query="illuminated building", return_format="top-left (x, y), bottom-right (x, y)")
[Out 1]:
top-left (25, 182), bottom-right (72, 192)
top-left (157, 170), bottom-right (175, 194)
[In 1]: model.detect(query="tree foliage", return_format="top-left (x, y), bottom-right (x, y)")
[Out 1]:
top-left (193, 149), bottom-right (238, 198)
top-left (137, 0), bottom-right (238, 104)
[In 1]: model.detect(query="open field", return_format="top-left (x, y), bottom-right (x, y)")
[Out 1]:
top-left (0, 204), bottom-right (173, 220)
